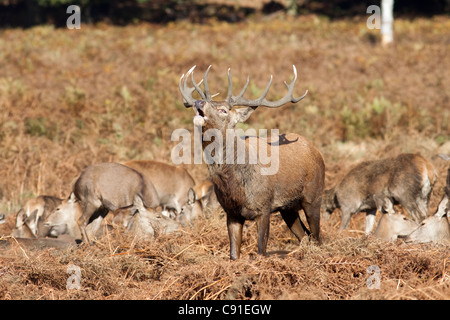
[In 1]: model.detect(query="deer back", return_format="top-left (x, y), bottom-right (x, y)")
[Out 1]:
top-left (123, 160), bottom-right (195, 208)
top-left (74, 162), bottom-right (160, 211)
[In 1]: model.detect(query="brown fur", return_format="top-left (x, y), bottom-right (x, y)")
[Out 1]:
top-left (322, 153), bottom-right (437, 234)
top-left (11, 195), bottom-right (62, 238)
top-left (193, 179), bottom-right (219, 214)
top-left (210, 131), bottom-right (325, 260)
top-left (373, 212), bottom-right (419, 241)
top-left (11, 209), bottom-right (36, 239)
top-left (72, 162), bottom-right (160, 243)
top-left (405, 162), bottom-right (450, 244)
top-left (123, 160), bottom-right (202, 224)
top-left (180, 67), bottom-right (325, 260)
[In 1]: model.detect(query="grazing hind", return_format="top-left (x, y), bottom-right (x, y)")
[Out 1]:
top-left (322, 153), bottom-right (436, 234)
top-left (50, 162), bottom-right (160, 243)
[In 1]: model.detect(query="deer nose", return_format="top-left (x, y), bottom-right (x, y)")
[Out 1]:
top-left (194, 100), bottom-right (205, 111)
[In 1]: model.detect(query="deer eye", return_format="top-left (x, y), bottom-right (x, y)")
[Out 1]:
top-left (218, 108), bottom-right (227, 114)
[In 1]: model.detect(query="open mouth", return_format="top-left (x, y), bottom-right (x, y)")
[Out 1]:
top-left (193, 109), bottom-right (206, 126)
top-left (195, 107), bottom-right (205, 118)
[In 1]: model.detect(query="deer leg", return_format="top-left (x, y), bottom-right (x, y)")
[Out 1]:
top-left (280, 209), bottom-right (308, 242)
top-left (255, 213), bottom-right (270, 256)
top-left (86, 215), bottom-right (103, 239)
top-left (303, 201), bottom-right (322, 244)
top-left (227, 215), bottom-right (244, 260)
top-left (78, 201), bottom-right (99, 244)
top-left (339, 207), bottom-right (353, 230)
top-left (365, 209), bottom-right (377, 235)
top-left (85, 207), bottom-right (109, 239)
top-left (79, 220), bottom-right (90, 244)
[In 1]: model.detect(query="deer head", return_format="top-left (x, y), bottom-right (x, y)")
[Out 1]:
top-left (179, 65), bottom-right (308, 132)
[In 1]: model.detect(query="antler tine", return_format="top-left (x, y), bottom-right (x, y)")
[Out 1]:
top-left (203, 65), bottom-right (212, 100)
top-left (179, 67), bottom-right (195, 107)
top-left (190, 68), bottom-right (206, 100)
top-left (234, 76), bottom-right (250, 102)
top-left (225, 68), bottom-right (233, 103)
top-left (258, 75), bottom-right (273, 103)
top-left (225, 67), bottom-right (250, 105)
top-left (230, 65), bottom-right (308, 108)
top-left (178, 66), bottom-right (204, 107)
top-left (180, 65), bottom-right (307, 108)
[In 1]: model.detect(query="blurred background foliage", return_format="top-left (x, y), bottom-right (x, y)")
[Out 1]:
top-left (0, 0), bottom-right (449, 27)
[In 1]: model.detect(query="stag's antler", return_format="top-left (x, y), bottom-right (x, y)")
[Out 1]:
top-left (226, 65), bottom-right (307, 108)
top-left (179, 65), bottom-right (308, 108)
top-left (179, 65), bottom-right (205, 107)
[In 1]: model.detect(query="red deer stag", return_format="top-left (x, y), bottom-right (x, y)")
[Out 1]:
top-left (179, 65), bottom-right (325, 260)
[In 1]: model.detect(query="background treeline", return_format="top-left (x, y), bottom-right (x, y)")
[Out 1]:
top-left (0, 0), bottom-right (449, 27)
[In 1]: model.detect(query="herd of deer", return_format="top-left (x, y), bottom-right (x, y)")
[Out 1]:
top-left (8, 160), bottom-right (214, 244)
top-left (3, 66), bottom-right (450, 259)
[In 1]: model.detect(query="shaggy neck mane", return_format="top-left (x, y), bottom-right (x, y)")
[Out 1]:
top-left (203, 131), bottom-right (259, 210)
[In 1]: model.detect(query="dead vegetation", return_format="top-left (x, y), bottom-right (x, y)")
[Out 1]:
top-left (0, 14), bottom-right (449, 300)
top-left (1, 215), bottom-right (449, 300)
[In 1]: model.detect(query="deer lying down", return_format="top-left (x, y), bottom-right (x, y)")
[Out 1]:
top-left (406, 161), bottom-right (450, 244)
top-left (11, 195), bottom-right (62, 238)
top-left (405, 196), bottom-right (450, 244)
top-left (0, 236), bottom-right (79, 250)
top-left (373, 213), bottom-right (419, 241)
top-left (374, 194), bottom-right (450, 244)
top-left (374, 187), bottom-right (450, 243)
top-left (11, 208), bottom-right (37, 239)
top-left (46, 192), bottom-right (180, 240)
top-left (123, 160), bottom-right (202, 225)
top-left (45, 193), bottom-right (94, 239)
top-left (322, 153), bottom-right (436, 235)
top-left (126, 195), bottom-right (181, 237)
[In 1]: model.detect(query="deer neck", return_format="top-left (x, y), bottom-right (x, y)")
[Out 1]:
top-left (204, 136), bottom-right (260, 210)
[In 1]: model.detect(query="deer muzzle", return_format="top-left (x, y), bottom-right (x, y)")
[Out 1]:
top-left (194, 100), bottom-right (205, 113)
top-left (193, 100), bottom-right (206, 126)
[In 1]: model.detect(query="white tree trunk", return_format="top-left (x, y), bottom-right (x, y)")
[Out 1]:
top-left (381, 0), bottom-right (394, 45)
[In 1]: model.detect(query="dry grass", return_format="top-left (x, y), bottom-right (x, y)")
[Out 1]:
top-left (0, 14), bottom-right (449, 300)
top-left (1, 214), bottom-right (449, 300)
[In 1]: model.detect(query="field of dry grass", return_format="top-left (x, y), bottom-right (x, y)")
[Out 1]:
top-left (0, 13), bottom-right (449, 301)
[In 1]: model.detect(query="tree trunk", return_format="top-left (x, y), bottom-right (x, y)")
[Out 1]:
top-left (381, 0), bottom-right (394, 45)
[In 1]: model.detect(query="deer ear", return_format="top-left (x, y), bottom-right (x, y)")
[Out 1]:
top-left (187, 188), bottom-right (196, 204)
top-left (68, 192), bottom-right (77, 203)
top-left (15, 209), bottom-right (27, 227)
top-left (232, 106), bottom-right (257, 124)
top-left (434, 195), bottom-right (449, 218)
top-left (133, 194), bottom-right (145, 212)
